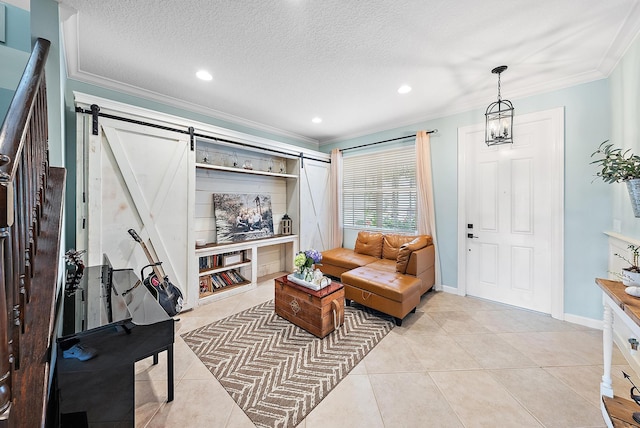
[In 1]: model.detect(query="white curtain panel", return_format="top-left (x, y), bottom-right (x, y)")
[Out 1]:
top-left (330, 148), bottom-right (343, 248)
top-left (415, 131), bottom-right (441, 287)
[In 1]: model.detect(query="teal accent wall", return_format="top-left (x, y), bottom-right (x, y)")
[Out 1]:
top-left (0, 87), bottom-right (12, 119)
top-left (29, 0), bottom-right (68, 260)
top-left (324, 79), bottom-right (612, 321)
top-left (31, 0), bottom-right (63, 166)
top-left (1, 2), bottom-right (30, 52)
top-left (0, 46), bottom-right (28, 91)
top-left (0, 2), bottom-right (31, 124)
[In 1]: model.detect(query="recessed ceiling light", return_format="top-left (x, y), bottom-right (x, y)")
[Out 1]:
top-left (398, 85), bottom-right (412, 94)
top-left (196, 70), bottom-right (213, 81)
top-left (312, 117), bottom-right (322, 124)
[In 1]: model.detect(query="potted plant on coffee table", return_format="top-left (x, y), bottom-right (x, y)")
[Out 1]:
top-left (591, 141), bottom-right (640, 217)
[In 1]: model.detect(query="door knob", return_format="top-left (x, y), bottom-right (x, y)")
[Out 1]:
top-left (467, 233), bottom-right (479, 239)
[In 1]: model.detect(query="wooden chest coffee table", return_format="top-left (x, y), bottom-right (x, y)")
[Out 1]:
top-left (274, 275), bottom-right (344, 338)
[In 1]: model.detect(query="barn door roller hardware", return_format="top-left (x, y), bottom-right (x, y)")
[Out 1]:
top-left (91, 104), bottom-right (100, 135)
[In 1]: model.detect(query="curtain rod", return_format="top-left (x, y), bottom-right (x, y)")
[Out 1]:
top-left (75, 105), bottom-right (331, 164)
top-left (341, 129), bottom-right (438, 152)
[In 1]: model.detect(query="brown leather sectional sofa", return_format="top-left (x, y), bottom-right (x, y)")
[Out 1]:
top-left (320, 231), bottom-right (435, 326)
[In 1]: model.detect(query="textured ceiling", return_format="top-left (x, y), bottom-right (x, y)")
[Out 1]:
top-left (58, 0), bottom-right (640, 144)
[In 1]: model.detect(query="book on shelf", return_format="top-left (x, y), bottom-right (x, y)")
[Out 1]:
top-left (210, 274), bottom-right (225, 289)
top-left (220, 271), bottom-right (235, 286)
top-left (199, 255), bottom-right (209, 271)
top-left (200, 254), bottom-right (219, 270)
top-left (202, 268), bottom-right (249, 294)
top-left (228, 269), bottom-right (246, 283)
top-left (200, 251), bottom-right (246, 272)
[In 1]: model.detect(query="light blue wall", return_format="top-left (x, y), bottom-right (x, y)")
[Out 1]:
top-left (0, 87), bottom-right (12, 119)
top-left (323, 79), bottom-right (612, 321)
top-left (1, 2), bottom-right (30, 52)
top-left (610, 30), bottom-right (640, 239)
top-left (31, 0), bottom-right (63, 166)
top-left (0, 46), bottom-right (28, 92)
top-left (1, 1), bottom-right (63, 161)
top-left (0, 2), bottom-right (30, 123)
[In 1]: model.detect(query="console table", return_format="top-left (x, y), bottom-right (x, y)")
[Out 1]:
top-left (596, 278), bottom-right (640, 427)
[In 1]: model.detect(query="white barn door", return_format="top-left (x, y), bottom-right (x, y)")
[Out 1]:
top-left (299, 159), bottom-right (332, 252)
top-left (77, 116), bottom-right (195, 309)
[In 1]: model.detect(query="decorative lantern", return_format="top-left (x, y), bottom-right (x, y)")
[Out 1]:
top-left (280, 214), bottom-right (292, 235)
top-left (485, 65), bottom-right (514, 146)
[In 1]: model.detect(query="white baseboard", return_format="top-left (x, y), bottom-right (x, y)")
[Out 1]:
top-left (441, 284), bottom-right (463, 295)
top-left (563, 313), bottom-right (603, 330)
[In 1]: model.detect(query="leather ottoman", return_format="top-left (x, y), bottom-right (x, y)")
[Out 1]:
top-left (341, 266), bottom-right (421, 326)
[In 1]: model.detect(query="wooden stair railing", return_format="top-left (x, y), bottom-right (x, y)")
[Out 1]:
top-left (0, 37), bottom-right (66, 427)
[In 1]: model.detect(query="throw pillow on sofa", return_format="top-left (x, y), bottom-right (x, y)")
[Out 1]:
top-left (396, 236), bottom-right (430, 274)
top-left (382, 234), bottom-right (417, 260)
top-left (354, 231), bottom-right (384, 258)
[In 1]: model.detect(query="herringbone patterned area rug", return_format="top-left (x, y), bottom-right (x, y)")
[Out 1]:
top-left (182, 299), bottom-right (394, 428)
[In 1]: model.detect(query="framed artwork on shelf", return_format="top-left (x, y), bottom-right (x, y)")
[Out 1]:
top-left (213, 193), bottom-right (275, 243)
top-left (199, 276), bottom-right (212, 294)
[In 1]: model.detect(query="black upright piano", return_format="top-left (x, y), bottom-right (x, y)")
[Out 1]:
top-left (55, 256), bottom-right (175, 427)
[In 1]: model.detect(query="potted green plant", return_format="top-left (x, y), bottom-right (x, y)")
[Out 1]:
top-left (615, 244), bottom-right (640, 286)
top-left (591, 141), bottom-right (640, 217)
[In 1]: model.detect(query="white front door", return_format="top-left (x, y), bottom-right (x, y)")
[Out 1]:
top-left (458, 108), bottom-right (564, 316)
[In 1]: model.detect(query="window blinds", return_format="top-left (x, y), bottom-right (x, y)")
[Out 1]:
top-left (343, 147), bottom-right (417, 232)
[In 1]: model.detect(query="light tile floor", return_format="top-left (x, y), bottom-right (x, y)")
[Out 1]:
top-left (134, 274), bottom-right (633, 427)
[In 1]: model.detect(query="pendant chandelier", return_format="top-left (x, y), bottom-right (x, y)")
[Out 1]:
top-left (485, 65), bottom-right (514, 146)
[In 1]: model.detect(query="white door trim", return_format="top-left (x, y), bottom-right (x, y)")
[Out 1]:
top-left (456, 107), bottom-right (565, 319)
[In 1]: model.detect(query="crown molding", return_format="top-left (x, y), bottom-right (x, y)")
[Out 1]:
top-left (596, 0), bottom-right (640, 75)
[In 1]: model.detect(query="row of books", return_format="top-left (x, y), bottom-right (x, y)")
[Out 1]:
top-left (199, 269), bottom-right (248, 294)
top-left (199, 251), bottom-right (245, 271)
